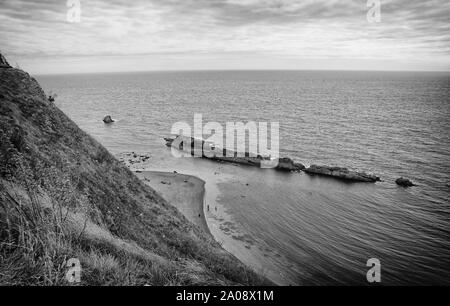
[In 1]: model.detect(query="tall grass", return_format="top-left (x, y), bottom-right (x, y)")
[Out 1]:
top-left (0, 185), bottom-right (71, 285)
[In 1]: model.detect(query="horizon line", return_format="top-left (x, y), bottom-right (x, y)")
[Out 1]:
top-left (33, 68), bottom-right (450, 77)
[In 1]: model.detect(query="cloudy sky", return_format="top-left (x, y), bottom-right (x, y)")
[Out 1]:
top-left (1, 0), bottom-right (449, 74)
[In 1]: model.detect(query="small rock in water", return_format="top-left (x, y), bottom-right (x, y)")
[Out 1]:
top-left (395, 177), bottom-right (415, 187)
top-left (103, 115), bottom-right (114, 124)
top-left (173, 171), bottom-right (178, 173)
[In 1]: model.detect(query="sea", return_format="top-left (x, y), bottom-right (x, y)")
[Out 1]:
top-left (38, 70), bottom-right (450, 285)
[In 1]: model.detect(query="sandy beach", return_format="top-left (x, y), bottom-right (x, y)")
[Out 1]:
top-left (135, 171), bottom-right (210, 236)
top-left (129, 158), bottom-right (290, 285)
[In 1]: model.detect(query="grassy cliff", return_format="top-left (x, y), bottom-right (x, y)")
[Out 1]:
top-left (0, 62), bottom-right (267, 285)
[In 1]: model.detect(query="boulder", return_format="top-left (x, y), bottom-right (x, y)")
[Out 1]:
top-left (305, 165), bottom-right (380, 182)
top-left (395, 177), bottom-right (415, 187)
top-left (103, 115), bottom-right (114, 124)
top-left (276, 157), bottom-right (305, 172)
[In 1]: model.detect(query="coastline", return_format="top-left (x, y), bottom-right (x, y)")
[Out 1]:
top-left (135, 171), bottom-right (211, 236)
top-left (134, 168), bottom-right (287, 285)
top-left (120, 149), bottom-right (293, 285)
top-left (0, 64), bottom-right (268, 286)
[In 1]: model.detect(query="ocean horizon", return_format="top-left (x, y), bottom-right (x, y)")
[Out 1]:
top-left (34, 69), bottom-right (450, 77)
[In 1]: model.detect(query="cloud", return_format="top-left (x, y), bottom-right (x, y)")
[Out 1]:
top-left (0, 0), bottom-right (449, 73)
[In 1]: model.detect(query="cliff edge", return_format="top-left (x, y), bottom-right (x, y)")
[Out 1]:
top-left (0, 57), bottom-right (267, 285)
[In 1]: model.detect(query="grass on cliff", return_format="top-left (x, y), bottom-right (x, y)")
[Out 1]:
top-left (0, 67), bottom-right (268, 286)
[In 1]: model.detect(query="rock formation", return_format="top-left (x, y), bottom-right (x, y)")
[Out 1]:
top-left (305, 165), bottom-right (380, 182)
top-left (395, 177), bottom-right (415, 187)
top-left (103, 115), bottom-right (114, 123)
top-left (164, 135), bottom-right (305, 172)
top-left (276, 157), bottom-right (305, 172)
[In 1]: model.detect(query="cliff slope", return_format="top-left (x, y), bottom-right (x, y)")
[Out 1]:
top-left (0, 61), bottom-right (267, 285)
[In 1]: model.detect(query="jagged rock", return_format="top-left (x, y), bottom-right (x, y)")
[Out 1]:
top-left (305, 165), bottom-right (380, 182)
top-left (103, 115), bottom-right (114, 124)
top-left (395, 177), bottom-right (415, 187)
top-left (276, 157), bottom-right (305, 172)
top-left (0, 53), bottom-right (11, 68)
top-left (293, 162), bottom-right (306, 171)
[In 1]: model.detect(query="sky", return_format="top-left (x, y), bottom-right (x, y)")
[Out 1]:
top-left (1, 0), bottom-right (449, 74)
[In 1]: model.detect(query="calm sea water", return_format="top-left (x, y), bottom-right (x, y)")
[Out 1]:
top-left (38, 70), bottom-right (450, 285)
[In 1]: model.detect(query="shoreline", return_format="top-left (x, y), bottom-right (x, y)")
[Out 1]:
top-left (122, 150), bottom-right (291, 285)
top-left (135, 171), bottom-right (211, 236)
top-left (134, 168), bottom-right (286, 285)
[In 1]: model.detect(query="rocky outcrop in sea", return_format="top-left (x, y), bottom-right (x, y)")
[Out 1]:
top-left (304, 165), bottom-right (380, 182)
top-left (164, 135), bottom-right (305, 172)
top-left (395, 177), bottom-right (415, 187)
top-left (276, 157), bottom-right (305, 172)
top-left (103, 115), bottom-right (114, 123)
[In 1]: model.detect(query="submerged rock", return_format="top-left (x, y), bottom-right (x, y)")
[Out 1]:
top-left (103, 115), bottom-right (114, 124)
top-left (115, 152), bottom-right (151, 170)
top-left (305, 165), bottom-right (380, 182)
top-left (395, 177), bottom-right (415, 187)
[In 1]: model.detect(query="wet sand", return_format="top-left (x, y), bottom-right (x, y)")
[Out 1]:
top-left (135, 171), bottom-right (210, 235)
